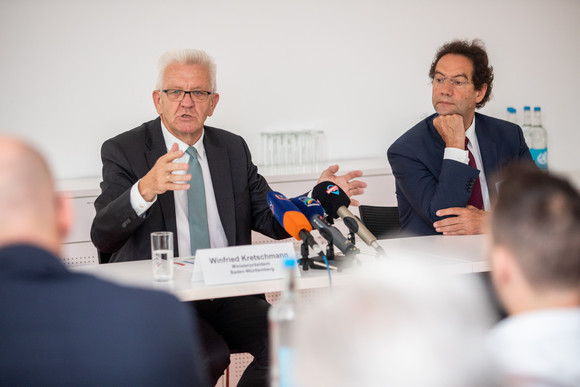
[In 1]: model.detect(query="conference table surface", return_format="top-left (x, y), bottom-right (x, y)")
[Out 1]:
top-left (72, 234), bottom-right (489, 302)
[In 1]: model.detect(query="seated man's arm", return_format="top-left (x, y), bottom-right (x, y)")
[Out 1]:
top-left (388, 141), bottom-right (479, 231)
top-left (91, 140), bottom-right (191, 253)
top-left (91, 139), bottom-right (147, 253)
top-left (433, 205), bottom-right (487, 235)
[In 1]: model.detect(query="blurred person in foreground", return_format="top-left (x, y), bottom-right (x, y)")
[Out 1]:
top-left (293, 260), bottom-right (498, 387)
top-left (0, 136), bottom-right (207, 387)
top-left (487, 166), bottom-right (580, 386)
top-left (388, 39), bottom-right (533, 236)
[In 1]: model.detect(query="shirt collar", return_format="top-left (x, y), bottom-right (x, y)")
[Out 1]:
top-left (160, 120), bottom-right (206, 160)
top-left (465, 116), bottom-right (476, 144)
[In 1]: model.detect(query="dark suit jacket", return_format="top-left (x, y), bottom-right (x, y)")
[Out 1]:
top-left (387, 112), bottom-right (534, 236)
top-left (91, 118), bottom-right (288, 262)
top-left (0, 244), bottom-right (208, 387)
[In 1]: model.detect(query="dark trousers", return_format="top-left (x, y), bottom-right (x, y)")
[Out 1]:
top-left (188, 295), bottom-right (270, 387)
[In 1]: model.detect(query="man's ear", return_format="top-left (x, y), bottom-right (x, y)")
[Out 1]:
top-left (55, 194), bottom-right (74, 242)
top-left (489, 244), bottom-right (514, 290)
top-left (152, 90), bottom-right (163, 115)
top-left (475, 83), bottom-right (488, 104)
top-left (207, 93), bottom-right (220, 117)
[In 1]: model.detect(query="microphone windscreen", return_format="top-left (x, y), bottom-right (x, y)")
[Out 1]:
top-left (290, 196), bottom-right (326, 221)
top-left (311, 181), bottom-right (351, 219)
top-left (267, 191), bottom-right (312, 240)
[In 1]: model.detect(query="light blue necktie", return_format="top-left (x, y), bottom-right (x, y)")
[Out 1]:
top-left (185, 147), bottom-right (210, 255)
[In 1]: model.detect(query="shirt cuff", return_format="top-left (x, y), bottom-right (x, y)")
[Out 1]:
top-left (130, 180), bottom-right (156, 217)
top-left (444, 147), bottom-right (469, 164)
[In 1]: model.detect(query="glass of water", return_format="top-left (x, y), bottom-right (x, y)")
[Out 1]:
top-left (151, 231), bottom-right (174, 281)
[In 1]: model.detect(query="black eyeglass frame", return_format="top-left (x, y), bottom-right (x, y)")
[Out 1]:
top-left (161, 89), bottom-right (213, 101)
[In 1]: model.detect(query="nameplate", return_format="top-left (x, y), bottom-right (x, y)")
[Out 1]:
top-left (195, 243), bottom-right (299, 286)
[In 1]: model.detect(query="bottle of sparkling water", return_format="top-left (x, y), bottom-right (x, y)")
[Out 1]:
top-left (522, 106), bottom-right (532, 146)
top-left (269, 257), bottom-right (297, 387)
top-left (528, 106), bottom-right (548, 169)
top-left (506, 107), bottom-right (517, 124)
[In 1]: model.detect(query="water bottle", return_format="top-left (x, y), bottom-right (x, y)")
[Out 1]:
top-left (506, 107), bottom-right (517, 124)
top-left (522, 106), bottom-right (532, 146)
top-left (269, 257), bottom-right (297, 387)
top-left (528, 106), bottom-right (548, 169)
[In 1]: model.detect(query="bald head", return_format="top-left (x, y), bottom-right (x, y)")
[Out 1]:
top-left (0, 136), bottom-right (70, 253)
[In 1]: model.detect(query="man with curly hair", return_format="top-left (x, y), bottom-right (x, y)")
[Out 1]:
top-left (388, 39), bottom-right (534, 236)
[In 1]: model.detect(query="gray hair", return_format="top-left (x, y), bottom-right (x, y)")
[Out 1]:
top-left (155, 49), bottom-right (217, 92)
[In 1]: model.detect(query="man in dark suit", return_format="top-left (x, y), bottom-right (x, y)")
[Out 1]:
top-left (388, 39), bottom-right (533, 236)
top-left (90, 49), bottom-right (366, 386)
top-left (0, 136), bottom-right (208, 387)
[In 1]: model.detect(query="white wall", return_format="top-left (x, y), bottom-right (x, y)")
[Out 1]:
top-left (1, 0), bottom-right (579, 180)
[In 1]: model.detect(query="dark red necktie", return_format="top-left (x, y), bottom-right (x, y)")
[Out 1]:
top-left (465, 138), bottom-right (484, 210)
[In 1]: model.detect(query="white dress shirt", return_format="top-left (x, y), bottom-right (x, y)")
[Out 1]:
top-left (442, 119), bottom-right (491, 210)
top-left (130, 122), bottom-right (228, 258)
top-left (487, 308), bottom-right (580, 386)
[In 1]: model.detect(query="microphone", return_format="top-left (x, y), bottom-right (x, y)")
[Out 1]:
top-left (291, 195), bottom-right (359, 258)
top-left (266, 191), bottom-right (324, 257)
top-left (312, 181), bottom-right (386, 257)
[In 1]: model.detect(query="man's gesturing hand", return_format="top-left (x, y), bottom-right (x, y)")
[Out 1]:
top-left (138, 143), bottom-right (191, 202)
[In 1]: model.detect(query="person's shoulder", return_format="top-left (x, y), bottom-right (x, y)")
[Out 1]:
top-left (204, 125), bottom-right (241, 139)
top-left (104, 118), bottom-right (160, 147)
top-left (475, 112), bottom-right (520, 132)
top-left (73, 271), bottom-right (188, 316)
top-left (204, 125), bottom-right (246, 146)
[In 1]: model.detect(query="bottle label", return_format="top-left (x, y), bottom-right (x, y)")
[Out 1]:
top-left (278, 346), bottom-right (295, 387)
top-left (530, 148), bottom-right (548, 169)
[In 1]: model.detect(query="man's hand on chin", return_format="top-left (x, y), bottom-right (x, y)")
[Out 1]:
top-left (433, 114), bottom-right (466, 149)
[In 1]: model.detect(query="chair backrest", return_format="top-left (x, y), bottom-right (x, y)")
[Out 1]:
top-left (358, 205), bottom-right (401, 239)
top-left (98, 251), bottom-right (113, 264)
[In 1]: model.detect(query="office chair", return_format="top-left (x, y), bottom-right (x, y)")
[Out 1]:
top-left (358, 205), bottom-right (401, 239)
top-left (98, 251), bottom-right (113, 264)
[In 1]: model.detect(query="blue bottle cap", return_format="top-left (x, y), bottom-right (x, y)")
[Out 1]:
top-left (283, 257), bottom-right (296, 268)
top-left (534, 106), bottom-right (541, 111)
top-left (523, 106), bottom-right (531, 111)
top-left (507, 107), bottom-right (516, 113)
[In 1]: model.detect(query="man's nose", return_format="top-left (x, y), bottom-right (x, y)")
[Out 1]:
top-left (440, 80), bottom-right (453, 95)
top-left (180, 92), bottom-right (195, 106)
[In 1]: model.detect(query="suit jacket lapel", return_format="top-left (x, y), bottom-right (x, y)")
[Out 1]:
top-left (144, 118), bottom-right (178, 251)
top-left (475, 114), bottom-right (498, 196)
top-left (204, 129), bottom-right (236, 245)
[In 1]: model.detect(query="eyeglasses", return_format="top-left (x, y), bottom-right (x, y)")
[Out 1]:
top-left (161, 89), bottom-right (213, 102)
top-left (432, 76), bottom-right (472, 88)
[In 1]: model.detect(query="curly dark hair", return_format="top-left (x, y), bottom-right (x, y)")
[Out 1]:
top-left (428, 39), bottom-right (494, 109)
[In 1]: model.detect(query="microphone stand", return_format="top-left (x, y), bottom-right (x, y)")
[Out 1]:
top-left (347, 231), bottom-right (356, 245)
top-left (299, 240), bottom-right (311, 271)
top-left (298, 239), bottom-right (340, 271)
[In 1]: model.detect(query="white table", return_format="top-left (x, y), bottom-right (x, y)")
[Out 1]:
top-left (375, 234), bottom-right (490, 273)
top-left (72, 257), bottom-right (350, 301)
top-left (72, 234), bottom-right (489, 301)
